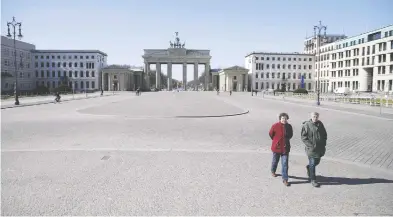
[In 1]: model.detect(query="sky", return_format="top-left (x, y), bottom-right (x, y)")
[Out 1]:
top-left (1, 0), bottom-right (393, 81)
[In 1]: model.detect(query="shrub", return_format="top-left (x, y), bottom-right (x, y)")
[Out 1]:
top-left (54, 85), bottom-right (72, 93)
top-left (293, 88), bottom-right (308, 94)
top-left (34, 85), bottom-right (50, 94)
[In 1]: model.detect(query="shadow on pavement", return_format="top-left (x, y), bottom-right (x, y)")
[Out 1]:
top-left (288, 175), bottom-right (393, 185)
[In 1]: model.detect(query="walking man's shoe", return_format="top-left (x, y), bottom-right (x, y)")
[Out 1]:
top-left (311, 180), bottom-right (320, 188)
top-left (271, 172), bottom-right (277, 177)
top-left (283, 180), bottom-right (290, 186)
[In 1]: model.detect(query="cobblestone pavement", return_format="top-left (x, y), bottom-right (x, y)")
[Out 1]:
top-left (222, 92), bottom-right (393, 170)
top-left (2, 92), bottom-right (393, 215)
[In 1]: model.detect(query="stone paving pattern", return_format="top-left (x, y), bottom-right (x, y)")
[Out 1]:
top-left (2, 92), bottom-right (393, 215)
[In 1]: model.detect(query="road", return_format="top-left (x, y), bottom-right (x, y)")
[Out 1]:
top-left (2, 91), bottom-right (393, 215)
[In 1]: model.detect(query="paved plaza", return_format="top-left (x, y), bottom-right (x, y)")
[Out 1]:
top-left (2, 92), bottom-right (393, 215)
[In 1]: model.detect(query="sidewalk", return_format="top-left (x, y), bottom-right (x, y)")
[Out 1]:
top-left (258, 94), bottom-right (393, 119)
top-left (1, 92), bottom-right (116, 109)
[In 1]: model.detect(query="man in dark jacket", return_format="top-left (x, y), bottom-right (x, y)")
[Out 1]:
top-left (301, 112), bottom-right (327, 187)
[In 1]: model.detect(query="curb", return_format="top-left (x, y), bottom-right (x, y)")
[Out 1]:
top-left (174, 110), bottom-right (250, 118)
top-left (78, 110), bottom-right (250, 119)
top-left (1, 94), bottom-right (116, 110)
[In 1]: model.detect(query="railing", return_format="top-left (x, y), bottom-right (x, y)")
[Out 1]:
top-left (261, 91), bottom-right (393, 108)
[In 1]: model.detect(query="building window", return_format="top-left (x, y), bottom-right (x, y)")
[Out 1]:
top-left (80, 71), bottom-right (84, 77)
top-left (92, 71), bottom-right (95, 77)
top-left (86, 71), bottom-right (90, 77)
top-left (92, 81), bottom-right (95, 89)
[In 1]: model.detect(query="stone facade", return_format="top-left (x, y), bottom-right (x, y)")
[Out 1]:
top-left (102, 65), bottom-right (143, 91)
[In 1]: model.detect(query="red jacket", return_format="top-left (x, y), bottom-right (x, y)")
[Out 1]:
top-left (269, 122), bottom-right (293, 154)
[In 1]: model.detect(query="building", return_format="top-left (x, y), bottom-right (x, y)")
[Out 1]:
top-left (304, 34), bottom-right (347, 54)
top-left (1, 36), bottom-right (36, 93)
top-left (32, 50), bottom-right (107, 92)
top-left (210, 66), bottom-right (249, 91)
top-left (245, 52), bottom-right (315, 92)
top-left (312, 25), bottom-right (393, 93)
top-left (101, 65), bottom-right (144, 91)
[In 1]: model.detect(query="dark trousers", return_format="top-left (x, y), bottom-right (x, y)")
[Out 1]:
top-left (271, 152), bottom-right (289, 181)
top-left (307, 157), bottom-right (321, 181)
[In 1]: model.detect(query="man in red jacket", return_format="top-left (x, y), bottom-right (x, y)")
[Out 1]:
top-left (269, 112), bottom-right (293, 186)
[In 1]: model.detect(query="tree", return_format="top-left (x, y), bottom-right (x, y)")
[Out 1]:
top-left (293, 88), bottom-right (308, 94)
top-left (54, 85), bottom-right (72, 93)
top-left (34, 85), bottom-right (50, 94)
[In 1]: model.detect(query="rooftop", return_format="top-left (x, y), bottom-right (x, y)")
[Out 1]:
top-left (33, 49), bottom-right (107, 56)
top-left (245, 51), bottom-right (314, 58)
top-left (322, 24), bottom-right (393, 45)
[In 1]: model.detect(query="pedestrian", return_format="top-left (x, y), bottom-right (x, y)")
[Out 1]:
top-left (301, 112), bottom-right (327, 187)
top-left (269, 112), bottom-right (293, 186)
top-left (230, 90), bottom-right (232, 96)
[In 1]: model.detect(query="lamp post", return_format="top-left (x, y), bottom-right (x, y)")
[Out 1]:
top-left (313, 21), bottom-right (327, 106)
top-left (251, 55), bottom-right (256, 96)
top-left (6, 17), bottom-right (23, 105)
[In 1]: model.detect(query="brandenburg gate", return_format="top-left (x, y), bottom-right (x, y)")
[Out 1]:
top-left (142, 32), bottom-right (211, 91)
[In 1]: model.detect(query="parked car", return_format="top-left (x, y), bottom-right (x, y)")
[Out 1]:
top-left (334, 87), bottom-right (351, 96)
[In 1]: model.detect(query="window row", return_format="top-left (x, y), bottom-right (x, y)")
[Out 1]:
top-left (376, 79), bottom-right (393, 91)
top-left (332, 81), bottom-right (360, 90)
top-left (320, 41), bottom-right (393, 59)
top-left (331, 69), bottom-right (360, 78)
top-left (2, 49), bottom-right (31, 59)
top-left (255, 72), bottom-right (312, 79)
top-left (255, 82), bottom-right (312, 91)
top-left (330, 54), bottom-right (392, 68)
top-left (4, 59), bottom-right (31, 68)
top-left (377, 65), bottom-right (393, 74)
top-left (35, 62), bottom-right (95, 69)
top-left (35, 70), bottom-right (96, 78)
top-left (255, 63), bottom-right (313, 70)
top-left (255, 56), bottom-right (313, 62)
top-left (35, 55), bottom-right (100, 61)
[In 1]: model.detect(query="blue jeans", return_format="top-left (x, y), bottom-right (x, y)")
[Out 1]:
top-left (271, 152), bottom-right (289, 181)
top-left (308, 157), bottom-right (321, 181)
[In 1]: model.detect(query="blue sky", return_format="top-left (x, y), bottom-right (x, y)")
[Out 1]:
top-left (2, 0), bottom-right (392, 80)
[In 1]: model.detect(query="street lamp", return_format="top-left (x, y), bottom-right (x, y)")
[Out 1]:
top-left (6, 16), bottom-right (23, 105)
top-left (313, 21), bottom-right (327, 106)
top-left (251, 55), bottom-right (256, 96)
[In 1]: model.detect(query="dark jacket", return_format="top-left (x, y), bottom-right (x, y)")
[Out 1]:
top-left (269, 122), bottom-right (293, 154)
top-left (301, 119), bottom-right (328, 158)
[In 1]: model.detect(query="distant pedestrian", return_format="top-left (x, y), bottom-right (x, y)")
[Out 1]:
top-left (269, 112), bottom-right (293, 186)
top-left (230, 90), bottom-right (232, 96)
top-left (101, 89), bottom-right (103, 96)
top-left (301, 112), bottom-right (327, 188)
top-left (217, 89), bottom-right (220, 95)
